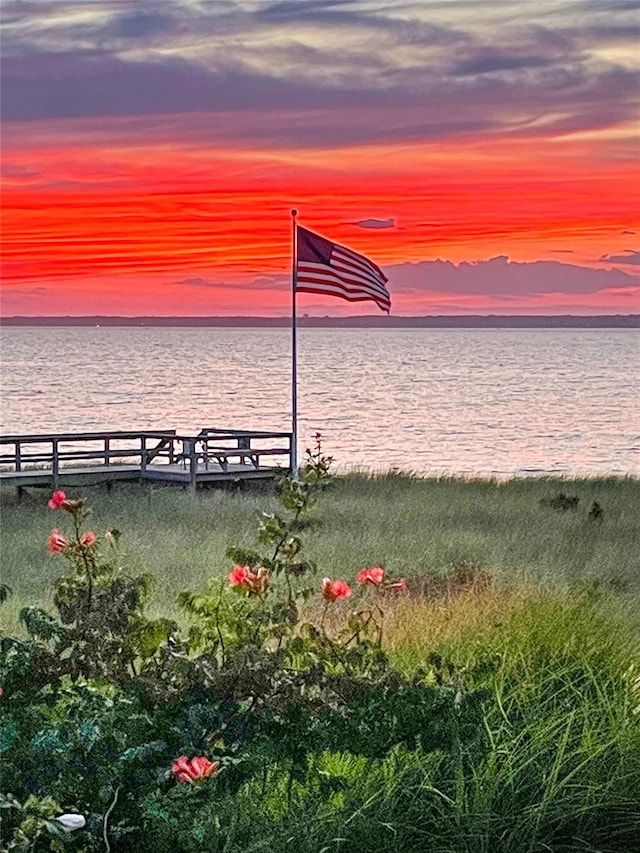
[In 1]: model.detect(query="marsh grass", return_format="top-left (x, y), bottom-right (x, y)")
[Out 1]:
top-left (142, 590), bottom-right (640, 851)
top-left (383, 580), bottom-right (539, 659)
top-left (1, 473), bottom-right (638, 632)
top-left (202, 592), bottom-right (640, 852)
top-left (384, 577), bottom-right (640, 845)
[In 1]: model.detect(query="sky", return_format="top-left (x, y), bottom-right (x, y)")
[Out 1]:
top-left (1, 0), bottom-right (639, 316)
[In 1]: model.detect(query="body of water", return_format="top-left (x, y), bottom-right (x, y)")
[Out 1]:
top-left (1, 326), bottom-right (638, 478)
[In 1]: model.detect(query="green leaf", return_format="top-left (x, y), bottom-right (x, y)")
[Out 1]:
top-left (19, 607), bottom-right (63, 642)
top-left (132, 618), bottom-right (177, 660)
top-left (0, 722), bottom-right (18, 754)
top-left (120, 739), bottom-right (167, 764)
top-left (29, 730), bottom-right (66, 755)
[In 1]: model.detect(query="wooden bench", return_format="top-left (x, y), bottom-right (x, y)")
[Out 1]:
top-left (202, 446), bottom-right (290, 471)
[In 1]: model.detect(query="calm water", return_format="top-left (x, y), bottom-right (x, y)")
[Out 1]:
top-left (1, 326), bottom-right (638, 478)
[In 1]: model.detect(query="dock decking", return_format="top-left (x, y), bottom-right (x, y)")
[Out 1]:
top-left (0, 428), bottom-right (292, 490)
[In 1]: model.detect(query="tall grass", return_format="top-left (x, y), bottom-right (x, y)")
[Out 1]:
top-left (142, 591), bottom-right (640, 852)
top-left (397, 593), bottom-right (640, 851)
top-left (1, 473), bottom-right (638, 631)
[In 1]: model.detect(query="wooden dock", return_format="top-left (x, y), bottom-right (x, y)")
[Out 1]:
top-left (0, 428), bottom-right (292, 491)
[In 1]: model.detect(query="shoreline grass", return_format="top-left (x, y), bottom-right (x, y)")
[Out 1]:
top-left (1, 473), bottom-right (638, 631)
top-left (2, 473), bottom-right (640, 850)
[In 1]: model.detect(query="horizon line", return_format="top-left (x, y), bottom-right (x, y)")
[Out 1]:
top-left (2, 313), bottom-right (639, 329)
top-left (3, 313), bottom-right (639, 319)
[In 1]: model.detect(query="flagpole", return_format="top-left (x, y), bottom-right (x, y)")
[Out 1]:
top-left (290, 208), bottom-right (298, 474)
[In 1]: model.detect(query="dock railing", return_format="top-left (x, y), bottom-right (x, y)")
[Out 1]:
top-left (0, 431), bottom-right (177, 488)
top-left (0, 428), bottom-right (292, 489)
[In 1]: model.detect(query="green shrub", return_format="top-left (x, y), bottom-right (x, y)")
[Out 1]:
top-left (2, 443), bottom-right (489, 851)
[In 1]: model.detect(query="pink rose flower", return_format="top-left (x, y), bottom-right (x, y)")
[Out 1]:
top-left (80, 531), bottom-right (97, 547)
top-left (48, 490), bottom-right (83, 512)
top-left (227, 565), bottom-right (251, 586)
top-left (48, 490), bottom-right (67, 509)
top-left (48, 529), bottom-right (68, 553)
top-left (227, 564), bottom-right (270, 593)
top-left (171, 755), bottom-right (219, 783)
top-left (322, 578), bottom-right (352, 602)
top-left (356, 566), bottom-right (385, 586)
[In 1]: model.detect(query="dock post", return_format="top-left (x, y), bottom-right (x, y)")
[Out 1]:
top-left (188, 438), bottom-right (198, 492)
top-left (141, 437), bottom-right (147, 477)
top-left (52, 439), bottom-right (59, 490)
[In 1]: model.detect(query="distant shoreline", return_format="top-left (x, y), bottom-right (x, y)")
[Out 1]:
top-left (2, 314), bottom-right (639, 328)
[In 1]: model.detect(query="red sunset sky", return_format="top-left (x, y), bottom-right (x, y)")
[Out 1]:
top-left (1, 0), bottom-right (639, 316)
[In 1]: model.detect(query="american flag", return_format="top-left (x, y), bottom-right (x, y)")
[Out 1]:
top-left (295, 226), bottom-right (391, 313)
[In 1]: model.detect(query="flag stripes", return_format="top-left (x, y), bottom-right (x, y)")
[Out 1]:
top-left (295, 226), bottom-right (391, 313)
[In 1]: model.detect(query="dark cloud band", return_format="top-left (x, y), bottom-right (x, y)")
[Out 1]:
top-left (1, 0), bottom-right (638, 153)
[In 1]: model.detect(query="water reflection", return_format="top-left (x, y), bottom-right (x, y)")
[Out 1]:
top-left (1, 327), bottom-right (638, 478)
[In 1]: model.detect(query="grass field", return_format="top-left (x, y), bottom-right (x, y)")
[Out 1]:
top-left (1, 473), bottom-right (638, 629)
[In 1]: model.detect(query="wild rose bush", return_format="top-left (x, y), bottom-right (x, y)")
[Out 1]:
top-left (0, 440), bottom-right (484, 850)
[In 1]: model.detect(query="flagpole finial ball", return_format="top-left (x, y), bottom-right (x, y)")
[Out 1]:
top-left (291, 209), bottom-right (298, 217)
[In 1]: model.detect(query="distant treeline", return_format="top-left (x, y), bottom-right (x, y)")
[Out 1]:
top-left (2, 315), bottom-right (639, 328)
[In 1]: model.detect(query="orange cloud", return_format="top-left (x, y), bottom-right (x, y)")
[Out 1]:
top-left (2, 138), bottom-right (638, 289)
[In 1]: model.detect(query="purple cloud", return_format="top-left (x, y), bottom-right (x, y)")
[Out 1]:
top-left (579, 0), bottom-right (639, 12)
top-left (177, 275), bottom-right (285, 291)
top-left (1, 53), bottom-right (392, 122)
top-left (178, 277), bottom-right (218, 288)
top-left (350, 218), bottom-right (395, 229)
top-left (1, 0), bottom-right (638, 153)
top-left (108, 10), bottom-right (176, 39)
top-left (179, 258), bottom-right (637, 299)
top-left (1, 164), bottom-right (41, 179)
top-left (453, 53), bottom-right (554, 76)
top-left (383, 256), bottom-right (637, 296)
top-left (599, 250), bottom-right (640, 265)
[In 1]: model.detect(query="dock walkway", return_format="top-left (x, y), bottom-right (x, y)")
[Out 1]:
top-left (0, 428), bottom-right (292, 490)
